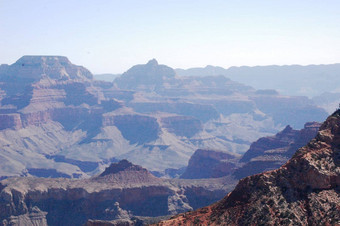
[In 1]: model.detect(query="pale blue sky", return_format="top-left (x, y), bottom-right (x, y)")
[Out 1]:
top-left (1, 0), bottom-right (340, 73)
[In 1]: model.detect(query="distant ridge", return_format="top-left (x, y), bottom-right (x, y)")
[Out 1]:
top-left (175, 63), bottom-right (340, 97)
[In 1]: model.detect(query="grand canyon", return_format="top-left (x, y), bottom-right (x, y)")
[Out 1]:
top-left (0, 56), bottom-right (338, 225)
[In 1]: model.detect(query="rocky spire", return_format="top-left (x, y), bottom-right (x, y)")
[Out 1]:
top-left (146, 58), bottom-right (158, 66)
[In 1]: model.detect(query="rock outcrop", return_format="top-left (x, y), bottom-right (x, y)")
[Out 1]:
top-left (0, 114), bottom-right (22, 130)
top-left (234, 122), bottom-right (321, 179)
top-left (180, 149), bottom-right (240, 179)
top-left (102, 114), bottom-right (160, 144)
top-left (1, 206), bottom-right (48, 226)
top-left (114, 59), bottom-right (178, 91)
top-left (96, 159), bottom-right (161, 184)
top-left (160, 116), bottom-right (202, 138)
top-left (0, 160), bottom-right (234, 226)
top-left (3, 55), bottom-right (93, 81)
top-left (156, 111), bottom-right (340, 225)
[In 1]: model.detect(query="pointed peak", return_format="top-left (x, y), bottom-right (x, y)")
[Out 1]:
top-left (282, 125), bottom-right (293, 132)
top-left (331, 108), bottom-right (340, 117)
top-left (147, 58), bottom-right (158, 66)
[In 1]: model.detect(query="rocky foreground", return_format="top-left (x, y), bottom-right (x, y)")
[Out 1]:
top-left (156, 110), bottom-right (340, 225)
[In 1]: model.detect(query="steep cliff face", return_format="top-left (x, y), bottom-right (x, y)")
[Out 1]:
top-left (0, 56), bottom-right (100, 131)
top-left (235, 122), bottom-right (321, 179)
top-left (160, 116), bottom-right (202, 138)
top-left (0, 56), bottom-right (92, 99)
top-left (240, 125), bottom-right (299, 163)
top-left (156, 111), bottom-right (340, 225)
top-left (0, 114), bottom-right (22, 130)
top-left (103, 114), bottom-right (160, 144)
top-left (180, 149), bottom-right (240, 179)
top-left (0, 160), bottom-right (233, 226)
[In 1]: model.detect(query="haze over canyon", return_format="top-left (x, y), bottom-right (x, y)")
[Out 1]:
top-left (0, 55), bottom-right (338, 225)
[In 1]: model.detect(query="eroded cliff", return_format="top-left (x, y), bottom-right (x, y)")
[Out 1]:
top-left (156, 111), bottom-right (340, 225)
top-left (0, 160), bottom-right (233, 226)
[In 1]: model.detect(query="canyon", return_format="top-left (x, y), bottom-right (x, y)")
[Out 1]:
top-left (0, 160), bottom-right (235, 225)
top-left (0, 55), bottom-right (337, 225)
top-left (0, 56), bottom-right (328, 179)
top-left (156, 110), bottom-right (340, 225)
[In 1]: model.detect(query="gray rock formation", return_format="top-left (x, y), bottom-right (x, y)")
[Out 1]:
top-left (234, 122), bottom-right (321, 179)
top-left (0, 160), bottom-right (234, 226)
top-left (180, 149), bottom-right (240, 179)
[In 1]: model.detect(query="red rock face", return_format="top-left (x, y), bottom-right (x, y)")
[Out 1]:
top-left (156, 111), bottom-right (340, 225)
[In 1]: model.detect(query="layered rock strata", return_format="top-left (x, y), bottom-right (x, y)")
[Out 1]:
top-left (156, 111), bottom-right (340, 225)
top-left (234, 122), bottom-right (321, 179)
top-left (180, 149), bottom-right (240, 179)
top-left (0, 160), bottom-right (234, 226)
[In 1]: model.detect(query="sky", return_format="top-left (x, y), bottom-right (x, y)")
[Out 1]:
top-left (0, 0), bottom-right (340, 74)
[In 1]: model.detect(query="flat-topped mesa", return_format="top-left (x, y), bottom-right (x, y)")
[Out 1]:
top-left (2, 55), bottom-right (93, 82)
top-left (16, 55), bottom-right (71, 65)
top-left (96, 160), bottom-right (161, 184)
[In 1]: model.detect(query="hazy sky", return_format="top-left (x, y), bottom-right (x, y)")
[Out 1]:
top-left (1, 0), bottom-right (340, 73)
